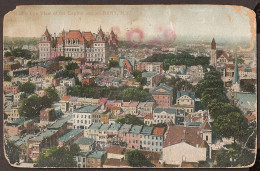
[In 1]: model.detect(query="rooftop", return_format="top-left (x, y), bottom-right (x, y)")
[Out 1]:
top-left (30, 129), bottom-right (58, 142)
top-left (58, 129), bottom-right (83, 143)
top-left (88, 123), bottom-right (102, 130)
top-left (140, 126), bottom-right (153, 135)
top-left (47, 115), bottom-right (72, 130)
top-left (74, 105), bottom-right (100, 113)
top-left (108, 123), bottom-right (122, 131)
top-left (151, 83), bottom-right (173, 95)
top-left (119, 124), bottom-right (132, 133)
top-left (154, 108), bottom-right (177, 114)
top-left (76, 137), bottom-right (95, 145)
top-left (152, 127), bottom-right (165, 136)
top-left (99, 124), bottom-right (111, 131)
top-left (87, 150), bottom-right (106, 159)
top-left (129, 125), bottom-right (143, 134)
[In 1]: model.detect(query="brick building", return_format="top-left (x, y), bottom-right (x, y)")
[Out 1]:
top-left (151, 83), bottom-right (173, 108)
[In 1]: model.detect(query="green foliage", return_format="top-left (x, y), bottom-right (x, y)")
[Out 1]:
top-left (18, 94), bottom-right (43, 118)
top-left (126, 150), bottom-right (154, 167)
top-left (5, 140), bottom-right (20, 164)
top-left (131, 70), bottom-right (147, 86)
top-left (214, 112), bottom-right (248, 143)
top-left (108, 60), bottom-right (119, 69)
top-left (246, 131), bottom-right (256, 149)
top-left (35, 144), bottom-right (80, 167)
top-left (234, 149), bottom-right (255, 167)
top-left (5, 48), bottom-right (32, 59)
top-left (55, 56), bottom-right (73, 61)
top-left (4, 71), bottom-right (12, 81)
top-left (215, 151), bottom-right (231, 167)
top-left (207, 99), bottom-right (241, 119)
top-left (67, 85), bottom-right (152, 102)
top-left (142, 53), bottom-right (209, 71)
top-left (116, 114), bottom-right (144, 125)
top-left (198, 161), bottom-right (210, 167)
top-left (44, 87), bottom-right (60, 103)
top-left (18, 82), bottom-right (36, 95)
top-left (65, 62), bottom-right (79, 71)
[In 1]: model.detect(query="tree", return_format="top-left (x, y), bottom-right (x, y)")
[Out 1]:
top-left (4, 71), bottom-right (12, 81)
top-left (65, 62), bottom-right (79, 71)
top-left (201, 88), bottom-right (228, 109)
top-left (126, 150), bottom-right (154, 167)
top-left (198, 161), bottom-right (210, 167)
top-left (44, 87), bottom-right (60, 103)
top-left (214, 112), bottom-right (248, 143)
top-left (19, 95), bottom-right (43, 118)
top-left (207, 100), bottom-right (241, 119)
top-left (35, 144), bottom-right (80, 167)
top-left (116, 114), bottom-right (144, 125)
top-left (215, 151), bottom-right (231, 167)
top-left (5, 140), bottom-right (20, 164)
top-left (108, 60), bottom-right (119, 69)
top-left (18, 82), bottom-right (36, 95)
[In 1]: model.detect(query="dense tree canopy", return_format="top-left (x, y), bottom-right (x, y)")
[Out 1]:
top-left (18, 82), bottom-right (36, 95)
top-left (5, 48), bottom-right (32, 59)
top-left (67, 85), bottom-right (152, 102)
top-left (5, 140), bottom-right (20, 164)
top-left (4, 71), bottom-right (12, 81)
top-left (116, 114), bottom-right (144, 125)
top-left (241, 83), bottom-right (255, 93)
top-left (214, 112), bottom-right (248, 143)
top-left (44, 87), bottom-right (60, 103)
top-left (131, 70), bottom-right (147, 86)
top-left (141, 53), bottom-right (209, 71)
top-left (19, 95), bottom-right (44, 118)
top-left (126, 150), bottom-right (154, 167)
top-left (107, 60), bottom-right (119, 69)
top-left (35, 144), bottom-right (80, 167)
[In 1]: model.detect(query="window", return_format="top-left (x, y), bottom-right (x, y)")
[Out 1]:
top-left (206, 135), bottom-right (208, 141)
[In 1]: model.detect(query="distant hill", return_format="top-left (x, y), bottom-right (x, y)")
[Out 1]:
top-left (4, 36), bottom-right (40, 49)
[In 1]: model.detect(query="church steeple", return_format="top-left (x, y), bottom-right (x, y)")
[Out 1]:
top-left (232, 49), bottom-right (240, 92)
top-left (211, 38), bottom-right (216, 50)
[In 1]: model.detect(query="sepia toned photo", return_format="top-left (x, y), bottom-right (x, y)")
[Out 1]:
top-left (3, 5), bottom-right (257, 168)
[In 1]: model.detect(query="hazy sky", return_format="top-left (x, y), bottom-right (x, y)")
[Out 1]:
top-left (3, 5), bottom-right (256, 50)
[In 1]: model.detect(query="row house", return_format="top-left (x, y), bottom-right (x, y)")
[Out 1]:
top-left (121, 101), bottom-right (139, 115)
top-left (135, 62), bottom-right (163, 75)
top-left (4, 61), bottom-right (20, 71)
top-left (137, 102), bottom-right (155, 115)
top-left (76, 137), bottom-right (95, 152)
top-left (13, 92), bottom-right (25, 102)
top-left (72, 105), bottom-right (101, 135)
top-left (153, 108), bottom-right (176, 124)
top-left (29, 62), bottom-right (59, 77)
top-left (75, 150), bottom-right (107, 168)
top-left (4, 118), bottom-right (34, 136)
top-left (3, 81), bottom-right (19, 94)
top-left (186, 65), bottom-right (205, 83)
top-left (8, 68), bottom-right (29, 77)
top-left (4, 103), bottom-right (21, 122)
top-left (27, 115), bottom-right (72, 161)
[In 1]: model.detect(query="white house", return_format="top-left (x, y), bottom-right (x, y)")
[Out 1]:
top-left (162, 125), bottom-right (208, 166)
top-left (60, 77), bottom-right (75, 87)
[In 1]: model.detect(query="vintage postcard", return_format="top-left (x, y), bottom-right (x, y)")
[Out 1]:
top-left (3, 5), bottom-right (257, 168)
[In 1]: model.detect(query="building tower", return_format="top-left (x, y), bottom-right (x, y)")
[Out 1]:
top-left (210, 38), bottom-right (217, 66)
top-left (39, 26), bottom-right (52, 61)
top-left (232, 51), bottom-right (240, 92)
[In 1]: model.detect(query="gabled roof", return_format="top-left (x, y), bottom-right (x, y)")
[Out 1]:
top-left (99, 124), bottom-right (111, 131)
top-left (129, 125), bottom-right (143, 134)
top-left (83, 32), bottom-right (96, 41)
top-left (58, 129), bottom-right (83, 143)
top-left (201, 120), bottom-right (212, 130)
top-left (88, 123), bottom-right (102, 130)
top-left (216, 50), bottom-right (230, 61)
top-left (106, 145), bottom-right (125, 154)
top-left (151, 83), bottom-right (173, 95)
top-left (163, 125), bottom-right (208, 148)
top-left (76, 137), bottom-right (95, 145)
top-left (177, 91), bottom-right (195, 100)
top-left (140, 126), bottom-right (153, 135)
top-left (119, 124), bottom-right (132, 133)
top-left (47, 115), bottom-right (72, 130)
top-left (154, 108), bottom-right (177, 114)
top-left (87, 150), bottom-right (106, 159)
top-left (64, 30), bottom-right (86, 43)
top-left (152, 127), bottom-right (165, 136)
top-left (108, 123), bottom-right (122, 131)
